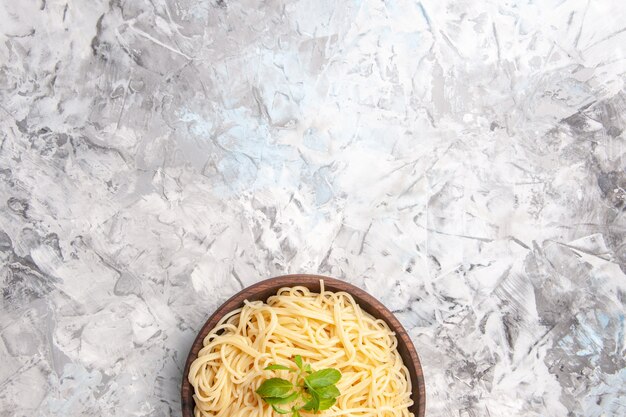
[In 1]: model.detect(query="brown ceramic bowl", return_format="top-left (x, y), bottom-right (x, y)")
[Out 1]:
top-left (181, 274), bottom-right (426, 416)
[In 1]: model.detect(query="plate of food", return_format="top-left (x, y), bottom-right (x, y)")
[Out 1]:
top-left (181, 274), bottom-right (425, 417)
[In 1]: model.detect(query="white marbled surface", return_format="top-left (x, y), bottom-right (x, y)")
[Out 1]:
top-left (1, 0), bottom-right (625, 416)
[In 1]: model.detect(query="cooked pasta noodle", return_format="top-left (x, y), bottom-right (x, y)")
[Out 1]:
top-left (188, 282), bottom-right (414, 417)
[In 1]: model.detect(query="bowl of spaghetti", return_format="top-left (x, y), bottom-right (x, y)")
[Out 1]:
top-left (181, 274), bottom-right (426, 417)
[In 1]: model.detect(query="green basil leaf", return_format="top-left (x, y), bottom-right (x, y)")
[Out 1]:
top-left (264, 364), bottom-right (293, 371)
top-left (291, 410), bottom-right (301, 417)
top-left (318, 397), bottom-right (336, 410)
top-left (256, 378), bottom-right (293, 398)
top-left (303, 377), bottom-right (314, 392)
top-left (271, 404), bottom-right (290, 414)
top-left (293, 355), bottom-right (303, 370)
top-left (301, 392), bottom-right (320, 411)
top-left (305, 368), bottom-right (341, 388)
top-left (316, 384), bottom-right (340, 399)
top-left (262, 391), bottom-right (299, 405)
top-left (304, 364), bottom-right (313, 374)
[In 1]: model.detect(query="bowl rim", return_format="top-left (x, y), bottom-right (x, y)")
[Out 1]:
top-left (181, 273), bottom-right (426, 417)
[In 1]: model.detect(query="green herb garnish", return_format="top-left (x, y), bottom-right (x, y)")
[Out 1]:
top-left (256, 355), bottom-right (341, 416)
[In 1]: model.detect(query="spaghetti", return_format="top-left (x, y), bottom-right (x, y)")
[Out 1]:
top-left (188, 282), bottom-right (414, 417)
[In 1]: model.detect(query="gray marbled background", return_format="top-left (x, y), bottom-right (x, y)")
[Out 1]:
top-left (1, 0), bottom-right (625, 416)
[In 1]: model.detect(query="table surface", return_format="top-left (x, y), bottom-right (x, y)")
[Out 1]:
top-left (1, 1), bottom-right (625, 416)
